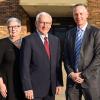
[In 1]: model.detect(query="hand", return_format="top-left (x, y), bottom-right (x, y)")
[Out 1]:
top-left (56, 86), bottom-right (63, 95)
top-left (0, 79), bottom-right (7, 98)
top-left (24, 90), bottom-right (34, 100)
top-left (74, 76), bottom-right (84, 84)
top-left (70, 72), bottom-right (84, 84)
top-left (70, 72), bottom-right (80, 81)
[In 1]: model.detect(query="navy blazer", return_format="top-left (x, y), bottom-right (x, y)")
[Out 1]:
top-left (64, 24), bottom-right (100, 88)
top-left (20, 32), bottom-right (63, 97)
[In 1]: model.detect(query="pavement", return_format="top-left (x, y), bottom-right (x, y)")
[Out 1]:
top-left (55, 64), bottom-right (66, 100)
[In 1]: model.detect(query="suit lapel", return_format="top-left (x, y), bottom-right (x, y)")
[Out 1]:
top-left (70, 28), bottom-right (77, 56)
top-left (34, 32), bottom-right (50, 60)
top-left (48, 34), bottom-right (55, 63)
top-left (80, 24), bottom-right (91, 54)
top-left (34, 32), bottom-right (44, 49)
top-left (79, 24), bottom-right (92, 69)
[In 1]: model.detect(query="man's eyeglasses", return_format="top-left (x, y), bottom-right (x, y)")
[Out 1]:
top-left (39, 21), bottom-right (52, 25)
top-left (8, 25), bottom-right (21, 29)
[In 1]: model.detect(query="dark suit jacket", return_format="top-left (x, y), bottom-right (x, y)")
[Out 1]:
top-left (63, 24), bottom-right (100, 88)
top-left (20, 32), bottom-right (63, 97)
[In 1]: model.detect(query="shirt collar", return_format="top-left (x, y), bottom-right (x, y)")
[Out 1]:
top-left (77, 22), bottom-right (88, 32)
top-left (37, 30), bottom-right (48, 43)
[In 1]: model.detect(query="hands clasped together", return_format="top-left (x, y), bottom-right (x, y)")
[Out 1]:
top-left (70, 72), bottom-right (84, 84)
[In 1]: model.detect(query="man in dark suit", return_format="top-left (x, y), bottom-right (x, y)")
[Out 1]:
top-left (20, 12), bottom-right (63, 100)
top-left (63, 3), bottom-right (100, 100)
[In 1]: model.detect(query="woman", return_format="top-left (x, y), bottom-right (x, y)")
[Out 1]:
top-left (0, 17), bottom-right (24, 100)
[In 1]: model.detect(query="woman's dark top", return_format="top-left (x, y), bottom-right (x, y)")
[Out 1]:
top-left (0, 38), bottom-right (24, 100)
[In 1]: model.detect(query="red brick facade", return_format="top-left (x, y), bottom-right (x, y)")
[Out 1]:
top-left (0, 0), bottom-right (100, 38)
top-left (88, 0), bottom-right (100, 28)
top-left (0, 0), bottom-right (29, 38)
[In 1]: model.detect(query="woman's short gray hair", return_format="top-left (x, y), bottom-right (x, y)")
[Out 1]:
top-left (7, 17), bottom-right (21, 26)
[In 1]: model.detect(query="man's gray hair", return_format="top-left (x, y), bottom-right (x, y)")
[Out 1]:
top-left (35, 12), bottom-right (52, 22)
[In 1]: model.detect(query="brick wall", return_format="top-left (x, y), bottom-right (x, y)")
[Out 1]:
top-left (0, 0), bottom-right (100, 39)
top-left (0, 0), bottom-right (30, 39)
top-left (88, 0), bottom-right (100, 28)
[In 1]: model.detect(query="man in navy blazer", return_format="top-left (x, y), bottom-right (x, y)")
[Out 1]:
top-left (63, 3), bottom-right (100, 100)
top-left (20, 12), bottom-right (63, 100)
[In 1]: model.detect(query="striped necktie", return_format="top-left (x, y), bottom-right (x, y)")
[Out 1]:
top-left (74, 29), bottom-right (83, 72)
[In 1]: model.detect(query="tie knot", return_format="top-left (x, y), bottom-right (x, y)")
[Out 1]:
top-left (44, 37), bottom-right (48, 42)
top-left (77, 28), bottom-right (83, 32)
top-left (77, 29), bottom-right (84, 38)
top-left (44, 36), bottom-right (47, 40)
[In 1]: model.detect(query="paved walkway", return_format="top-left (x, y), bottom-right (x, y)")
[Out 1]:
top-left (56, 64), bottom-right (66, 100)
